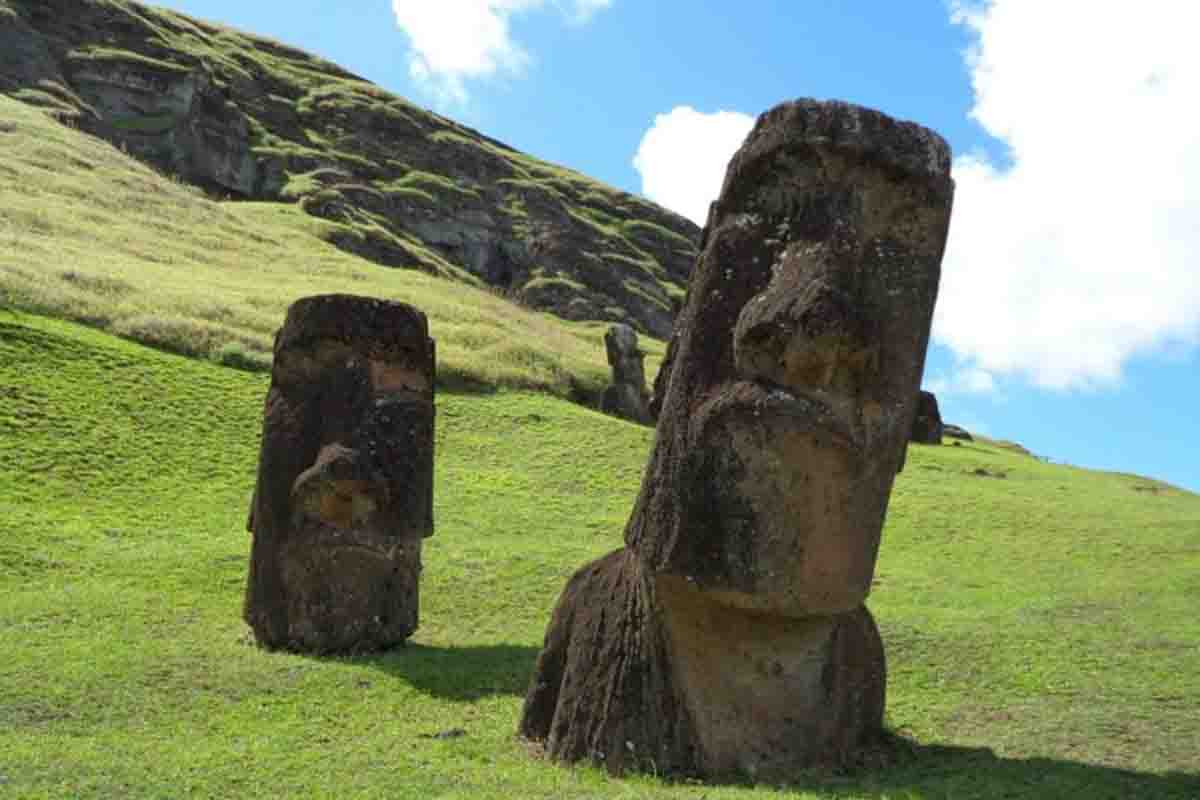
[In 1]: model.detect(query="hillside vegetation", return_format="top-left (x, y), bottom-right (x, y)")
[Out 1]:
top-left (0, 0), bottom-right (699, 338)
top-left (0, 94), bottom-right (664, 399)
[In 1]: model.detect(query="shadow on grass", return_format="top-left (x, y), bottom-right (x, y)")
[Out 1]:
top-left (349, 642), bottom-right (540, 701)
top-left (777, 739), bottom-right (1200, 800)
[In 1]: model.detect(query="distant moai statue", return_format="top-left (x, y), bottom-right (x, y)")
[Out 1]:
top-left (600, 323), bottom-right (651, 424)
top-left (519, 99), bottom-right (953, 779)
top-left (911, 390), bottom-right (944, 444)
top-left (244, 294), bottom-right (436, 653)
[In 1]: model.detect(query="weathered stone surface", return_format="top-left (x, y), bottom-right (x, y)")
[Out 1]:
top-left (520, 99), bottom-right (954, 780)
top-left (245, 294), bottom-right (436, 653)
top-left (911, 390), bottom-right (944, 444)
top-left (0, 0), bottom-right (700, 337)
top-left (944, 423), bottom-right (973, 441)
top-left (599, 323), bottom-right (651, 424)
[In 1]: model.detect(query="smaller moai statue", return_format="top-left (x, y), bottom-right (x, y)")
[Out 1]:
top-left (599, 323), bottom-right (651, 424)
top-left (911, 390), bottom-right (944, 444)
top-left (244, 294), bottom-right (435, 653)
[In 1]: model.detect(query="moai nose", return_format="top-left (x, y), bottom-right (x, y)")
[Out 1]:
top-left (734, 262), bottom-right (879, 398)
top-left (291, 443), bottom-right (380, 529)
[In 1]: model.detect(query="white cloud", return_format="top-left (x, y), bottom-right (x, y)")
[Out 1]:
top-left (391, 0), bottom-right (611, 103)
top-left (632, 106), bottom-right (756, 226)
top-left (558, 0), bottom-right (611, 25)
top-left (926, 366), bottom-right (997, 397)
top-left (938, 0), bottom-right (1200, 389)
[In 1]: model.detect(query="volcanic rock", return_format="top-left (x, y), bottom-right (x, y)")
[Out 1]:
top-left (244, 294), bottom-right (436, 653)
top-left (519, 98), bottom-right (954, 780)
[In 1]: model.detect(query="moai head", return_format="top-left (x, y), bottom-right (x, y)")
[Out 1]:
top-left (631, 99), bottom-right (953, 617)
top-left (245, 294), bottom-right (436, 652)
top-left (600, 323), bottom-right (651, 423)
top-left (604, 323), bottom-right (646, 388)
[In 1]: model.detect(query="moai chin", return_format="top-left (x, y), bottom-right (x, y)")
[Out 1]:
top-left (600, 323), bottom-right (651, 424)
top-left (244, 294), bottom-right (436, 653)
top-left (520, 99), bottom-right (953, 780)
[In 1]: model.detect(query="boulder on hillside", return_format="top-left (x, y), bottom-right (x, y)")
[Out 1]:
top-left (244, 294), bottom-right (436, 653)
top-left (519, 99), bottom-right (954, 780)
top-left (944, 423), bottom-right (973, 441)
top-left (599, 323), bottom-right (651, 424)
top-left (911, 390), bottom-right (944, 444)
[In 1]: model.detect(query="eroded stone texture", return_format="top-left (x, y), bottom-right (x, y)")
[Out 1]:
top-left (520, 99), bottom-right (954, 780)
top-left (244, 294), bottom-right (436, 653)
top-left (599, 323), bottom-right (651, 424)
top-left (911, 390), bottom-right (944, 444)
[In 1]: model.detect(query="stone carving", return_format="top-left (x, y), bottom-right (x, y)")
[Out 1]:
top-left (911, 390), bottom-right (944, 444)
top-left (599, 323), bottom-right (651, 424)
top-left (519, 99), bottom-right (954, 780)
top-left (244, 294), bottom-right (436, 653)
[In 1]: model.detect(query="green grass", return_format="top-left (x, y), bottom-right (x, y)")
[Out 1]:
top-left (1, 311), bottom-right (1198, 799)
top-left (0, 94), bottom-right (664, 398)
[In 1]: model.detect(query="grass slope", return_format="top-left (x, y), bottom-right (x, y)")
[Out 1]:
top-left (0, 0), bottom-right (698, 333)
top-left (0, 94), bottom-right (665, 398)
top-left (2, 311), bottom-right (1198, 799)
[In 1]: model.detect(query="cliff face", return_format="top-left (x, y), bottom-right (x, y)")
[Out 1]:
top-left (0, 0), bottom-right (699, 337)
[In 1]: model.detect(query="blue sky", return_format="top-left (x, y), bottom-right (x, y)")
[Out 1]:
top-left (150, 0), bottom-right (1200, 493)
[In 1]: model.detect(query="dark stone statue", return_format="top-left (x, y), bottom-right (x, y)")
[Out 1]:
top-left (911, 390), bottom-right (944, 444)
top-left (244, 294), bottom-right (436, 653)
top-left (519, 99), bottom-right (954, 780)
top-left (599, 323), bottom-right (651, 424)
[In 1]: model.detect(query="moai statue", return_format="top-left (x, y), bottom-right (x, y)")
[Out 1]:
top-left (599, 323), bottom-right (651, 424)
top-left (520, 99), bottom-right (953, 780)
top-left (911, 390), bottom-right (944, 444)
top-left (244, 294), bottom-right (436, 653)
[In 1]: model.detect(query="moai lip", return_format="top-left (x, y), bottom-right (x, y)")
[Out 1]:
top-left (520, 99), bottom-right (953, 780)
top-left (244, 294), bottom-right (436, 653)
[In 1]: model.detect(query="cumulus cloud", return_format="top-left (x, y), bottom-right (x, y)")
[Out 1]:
top-left (558, 0), bottom-right (611, 25)
top-left (391, 0), bottom-right (612, 103)
top-left (632, 106), bottom-right (756, 226)
top-left (938, 0), bottom-right (1200, 389)
top-left (926, 366), bottom-right (997, 397)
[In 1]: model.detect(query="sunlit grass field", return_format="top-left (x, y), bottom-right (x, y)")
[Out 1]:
top-left (2, 312), bottom-right (1197, 799)
top-left (2, 95), bottom-right (1199, 799)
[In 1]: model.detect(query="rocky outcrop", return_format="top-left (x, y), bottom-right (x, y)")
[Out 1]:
top-left (520, 99), bottom-right (954, 779)
top-left (0, 0), bottom-right (699, 338)
top-left (944, 423), bottom-right (973, 441)
top-left (599, 323), bottom-right (651, 424)
top-left (245, 294), bottom-right (436, 653)
top-left (911, 390), bottom-right (944, 444)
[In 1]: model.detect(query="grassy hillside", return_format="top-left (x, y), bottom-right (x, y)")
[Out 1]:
top-left (0, 0), bottom-right (699, 337)
top-left (2, 311), bottom-right (1198, 798)
top-left (0, 94), bottom-right (664, 398)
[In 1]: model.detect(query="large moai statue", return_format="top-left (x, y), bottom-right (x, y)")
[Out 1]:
top-left (244, 294), bottom-right (436, 653)
top-left (520, 99), bottom-right (953, 780)
top-left (599, 323), bottom-right (651, 424)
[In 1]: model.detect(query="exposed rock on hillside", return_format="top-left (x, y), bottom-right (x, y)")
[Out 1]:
top-left (0, 0), bottom-right (699, 337)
